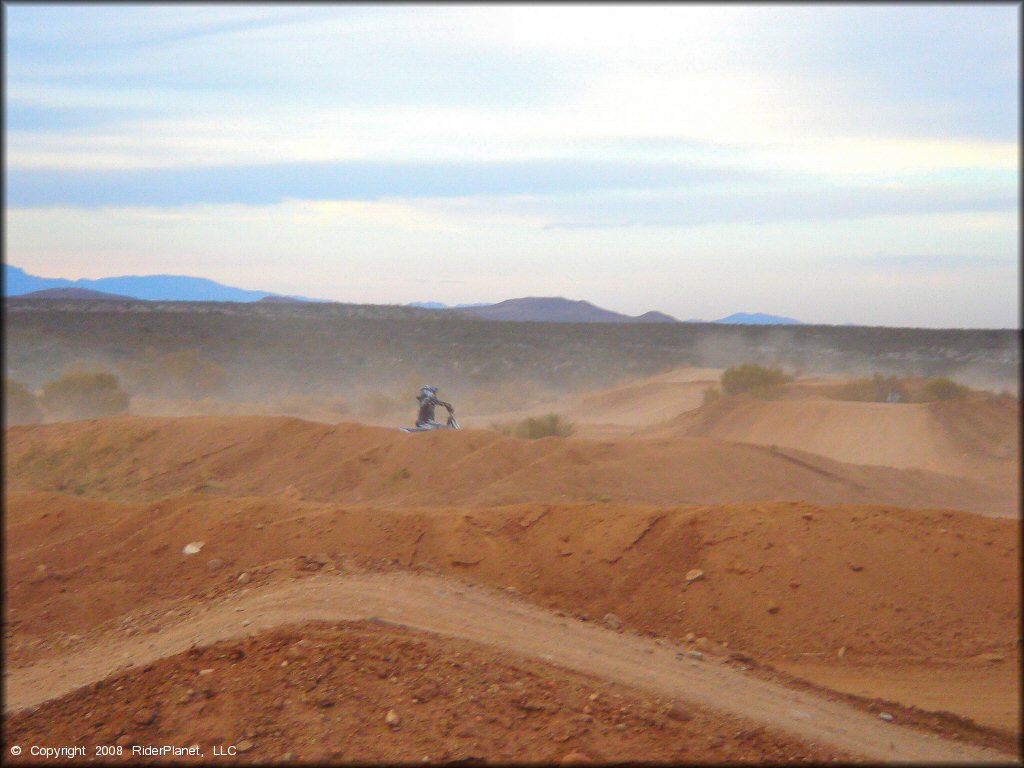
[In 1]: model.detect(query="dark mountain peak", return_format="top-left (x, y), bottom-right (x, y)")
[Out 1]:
top-left (13, 287), bottom-right (140, 301)
top-left (632, 310), bottom-right (678, 323)
top-left (453, 296), bottom-right (677, 323)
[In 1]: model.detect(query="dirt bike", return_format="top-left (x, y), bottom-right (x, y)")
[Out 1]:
top-left (398, 405), bottom-right (460, 433)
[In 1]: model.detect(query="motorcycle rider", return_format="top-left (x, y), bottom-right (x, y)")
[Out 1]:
top-left (415, 385), bottom-right (454, 429)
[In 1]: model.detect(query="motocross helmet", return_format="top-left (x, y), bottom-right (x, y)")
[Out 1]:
top-left (418, 385), bottom-right (437, 401)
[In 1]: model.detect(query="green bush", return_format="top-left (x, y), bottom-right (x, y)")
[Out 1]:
top-left (720, 364), bottom-right (791, 396)
top-left (701, 387), bottom-right (723, 405)
top-left (40, 371), bottom-right (130, 421)
top-left (493, 413), bottom-right (575, 439)
top-left (5, 379), bottom-right (44, 425)
top-left (920, 377), bottom-right (970, 402)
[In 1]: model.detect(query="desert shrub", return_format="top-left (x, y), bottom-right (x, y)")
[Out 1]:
top-left (5, 379), bottom-right (44, 425)
top-left (494, 413), bottom-right (575, 439)
top-left (829, 374), bottom-right (909, 403)
top-left (701, 387), bottom-right (723, 405)
top-left (118, 349), bottom-right (227, 399)
top-left (40, 371), bottom-right (130, 421)
top-left (919, 377), bottom-right (970, 402)
top-left (720, 364), bottom-right (791, 396)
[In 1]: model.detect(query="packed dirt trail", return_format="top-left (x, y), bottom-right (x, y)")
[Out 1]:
top-left (653, 393), bottom-right (1019, 481)
top-left (463, 367), bottom-right (723, 439)
top-left (5, 570), bottom-right (1012, 764)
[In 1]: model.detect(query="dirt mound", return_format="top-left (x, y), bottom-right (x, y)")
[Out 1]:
top-left (652, 393), bottom-right (1020, 479)
top-left (5, 415), bottom-right (1014, 515)
top-left (4, 619), bottom-right (852, 764)
top-left (8, 493), bottom-right (1017, 670)
top-left (464, 367), bottom-right (722, 438)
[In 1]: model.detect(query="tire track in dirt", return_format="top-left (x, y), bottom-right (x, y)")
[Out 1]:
top-left (5, 572), bottom-right (1011, 763)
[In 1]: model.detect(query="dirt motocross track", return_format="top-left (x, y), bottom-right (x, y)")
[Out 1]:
top-left (4, 369), bottom-right (1020, 763)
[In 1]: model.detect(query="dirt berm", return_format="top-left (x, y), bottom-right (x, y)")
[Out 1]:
top-left (5, 415), bottom-right (1015, 515)
top-left (8, 492), bottom-right (1017, 671)
top-left (651, 393), bottom-right (1019, 484)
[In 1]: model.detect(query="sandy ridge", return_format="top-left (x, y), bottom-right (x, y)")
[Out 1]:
top-left (5, 571), bottom-right (1012, 764)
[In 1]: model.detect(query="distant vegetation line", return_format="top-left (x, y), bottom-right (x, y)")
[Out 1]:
top-left (5, 300), bottom-right (1018, 399)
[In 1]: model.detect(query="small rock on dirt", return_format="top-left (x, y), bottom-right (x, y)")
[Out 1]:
top-left (974, 653), bottom-right (1005, 664)
top-left (236, 740), bottom-right (254, 753)
top-left (878, 712), bottom-right (894, 722)
top-left (237, 572), bottom-right (251, 584)
top-left (198, 668), bottom-right (214, 676)
top-left (206, 558), bottom-right (223, 571)
top-left (385, 709), bottom-right (401, 728)
top-left (667, 702), bottom-right (693, 722)
top-left (601, 612), bottom-right (622, 630)
top-left (133, 709), bottom-right (156, 726)
top-left (30, 565), bottom-right (48, 584)
top-left (766, 601), bottom-right (780, 615)
top-left (684, 650), bottom-right (704, 661)
top-left (561, 752), bottom-right (594, 765)
top-left (849, 563), bottom-right (864, 572)
top-left (182, 542), bottom-right (204, 556)
top-left (837, 646), bottom-right (847, 658)
top-left (684, 569), bottom-right (704, 583)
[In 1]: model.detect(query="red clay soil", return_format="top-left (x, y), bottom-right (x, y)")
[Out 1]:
top-left (4, 406), bottom-right (1020, 763)
top-left (7, 492), bottom-right (1017, 666)
top-left (4, 414), bottom-right (1015, 515)
top-left (4, 620), bottom-right (855, 764)
top-left (6, 488), bottom-right (1019, 747)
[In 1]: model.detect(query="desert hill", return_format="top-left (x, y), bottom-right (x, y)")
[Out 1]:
top-left (5, 415), bottom-right (1014, 515)
top-left (15, 287), bottom-right (140, 301)
top-left (454, 296), bottom-right (678, 323)
top-left (7, 300), bottom-right (1018, 399)
top-left (465, 367), bottom-right (722, 438)
top-left (650, 392), bottom-right (1019, 481)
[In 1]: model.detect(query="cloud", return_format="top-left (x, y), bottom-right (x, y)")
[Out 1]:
top-left (5, 159), bottom-right (761, 208)
top-left (413, 181), bottom-right (1015, 229)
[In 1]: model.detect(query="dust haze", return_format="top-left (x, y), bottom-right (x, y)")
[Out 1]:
top-left (4, 297), bottom-right (1020, 763)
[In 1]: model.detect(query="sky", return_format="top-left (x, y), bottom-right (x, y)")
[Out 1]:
top-left (4, 3), bottom-right (1019, 328)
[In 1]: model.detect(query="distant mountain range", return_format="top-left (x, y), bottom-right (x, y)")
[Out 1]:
top-left (15, 287), bottom-right (141, 301)
top-left (408, 299), bottom-right (801, 325)
top-left (444, 297), bottom-right (679, 323)
top-left (5, 265), bottom-right (804, 324)
top-left (3, 264), bottom-right (319, 303)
